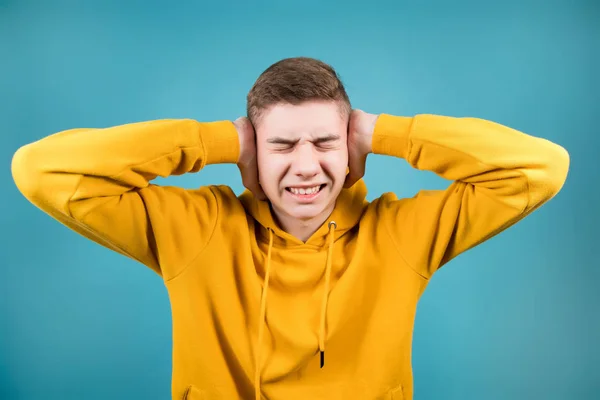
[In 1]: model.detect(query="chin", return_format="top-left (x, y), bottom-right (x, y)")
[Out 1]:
top-left (286, 205), bottom-right (326, 221)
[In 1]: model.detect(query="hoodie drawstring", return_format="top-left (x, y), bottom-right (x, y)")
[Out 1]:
top-left (254, 221), bottom-right (337, 400)
top-left (319, 221), bottom-right (336, 368)
top-left (255, 228), bottom-right (274, 400)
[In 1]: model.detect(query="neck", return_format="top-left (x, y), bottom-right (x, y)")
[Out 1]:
top-left (271, 203), bottom-right (335, 242)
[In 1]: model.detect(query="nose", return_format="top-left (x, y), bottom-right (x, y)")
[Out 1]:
top-left (291, 143), bottom-right (320, 178)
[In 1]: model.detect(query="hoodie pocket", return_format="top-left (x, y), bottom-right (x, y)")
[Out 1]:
top-left (182, 385), bottom-right (205, 400)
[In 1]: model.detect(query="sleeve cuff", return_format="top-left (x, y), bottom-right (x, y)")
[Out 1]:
top-left (198, 120), bottom-right (240, 165)
top-left (371, 114), bottom-right (414, 160)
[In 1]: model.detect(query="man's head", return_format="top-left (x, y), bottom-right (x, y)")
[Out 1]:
top-left (246, 57), bottom-right (351, 230)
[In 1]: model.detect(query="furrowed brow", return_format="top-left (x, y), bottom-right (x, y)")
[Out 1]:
top-left (312, 134), bottom-right (340, 144)
top-left (266, 134), bottom-right (340, 145)
top-left (267, 137), bottom-right (299, 145)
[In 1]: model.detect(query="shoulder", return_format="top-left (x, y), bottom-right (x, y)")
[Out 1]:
top-left (368, 189), bottom-right (445, 214)
top-left (201, 184), bottom-right (249, 216)
top-left (362, 190), bottom-right (442, 232)
top-left (188, 184), bottom-right (242, 206)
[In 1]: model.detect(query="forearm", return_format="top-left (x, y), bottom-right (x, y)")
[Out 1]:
top-left (12, 118), bottom-right (239, 214)
top-left (371, 113), bottom-right (570, 212)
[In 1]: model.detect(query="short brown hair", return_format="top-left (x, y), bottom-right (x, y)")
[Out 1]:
top-left (246, 57), bottom-right (351, 126)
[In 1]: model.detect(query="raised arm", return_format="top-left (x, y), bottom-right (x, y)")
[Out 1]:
top-left (11, 118), bottom-right (240, 278)
top-left (364, 112), bottom-right (570, 278)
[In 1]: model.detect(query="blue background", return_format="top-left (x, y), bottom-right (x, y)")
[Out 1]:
top-left (1, 1), bottom-right (598, 399)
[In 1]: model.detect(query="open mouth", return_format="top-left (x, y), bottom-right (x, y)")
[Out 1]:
top-left (285, 184), bottom-right (326, 197)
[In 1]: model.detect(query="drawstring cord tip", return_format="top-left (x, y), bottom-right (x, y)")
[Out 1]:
top-left (320, 351), bottom-right (325, 368)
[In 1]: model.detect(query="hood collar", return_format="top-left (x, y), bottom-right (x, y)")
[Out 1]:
top-left (239, 179), bottom-right (369, 246)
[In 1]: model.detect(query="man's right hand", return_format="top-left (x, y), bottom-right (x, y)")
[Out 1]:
top-left (233, 117), bottom-right (267, 201)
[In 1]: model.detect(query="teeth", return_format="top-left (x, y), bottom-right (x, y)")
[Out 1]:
top-left (290, 185), bottom-right (320, 195)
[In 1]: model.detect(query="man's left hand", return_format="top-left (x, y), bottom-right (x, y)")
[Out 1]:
top-left (344, 109), bottom-right (379, 188)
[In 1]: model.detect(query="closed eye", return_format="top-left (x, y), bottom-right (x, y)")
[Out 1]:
top-left (272, 146), bottom-right (294, 152)
top-left (313, 134), bottom-right (340, 146)
top-left (267, 134), bottom-right (341, 151)
top-left (314, 135), bottom-right (340, 151)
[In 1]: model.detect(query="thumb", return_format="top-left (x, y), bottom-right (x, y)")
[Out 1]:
top-left (343, 166), bottom-right (353, 188)
top-left (238, 157), bottom-right (268, 201)
top-left (344, 155), bottom-right (366, 188)
top-left (253, 182), bottom-right (267, 201)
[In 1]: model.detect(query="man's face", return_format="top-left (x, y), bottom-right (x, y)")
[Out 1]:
top-left (255, 100), bottom-right (349, 223)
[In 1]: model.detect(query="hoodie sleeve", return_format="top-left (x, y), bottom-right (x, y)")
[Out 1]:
top-left (371, 113), bottom-right (570, 279)
top-left (11, 118), bottom-right (240, 279)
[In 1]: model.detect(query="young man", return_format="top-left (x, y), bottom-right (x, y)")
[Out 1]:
top-left (11, 57), bottom-right (569, 400)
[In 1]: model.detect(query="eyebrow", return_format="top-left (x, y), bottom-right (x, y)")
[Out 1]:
top-left (267, 134), bottom-right (341, 145)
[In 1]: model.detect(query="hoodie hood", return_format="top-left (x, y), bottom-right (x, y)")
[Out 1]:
top-left (239, 178), bottom-right (369, 247)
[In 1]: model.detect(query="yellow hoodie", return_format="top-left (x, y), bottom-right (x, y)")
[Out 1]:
top-left (11, 113), bottom-right (569, 400)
